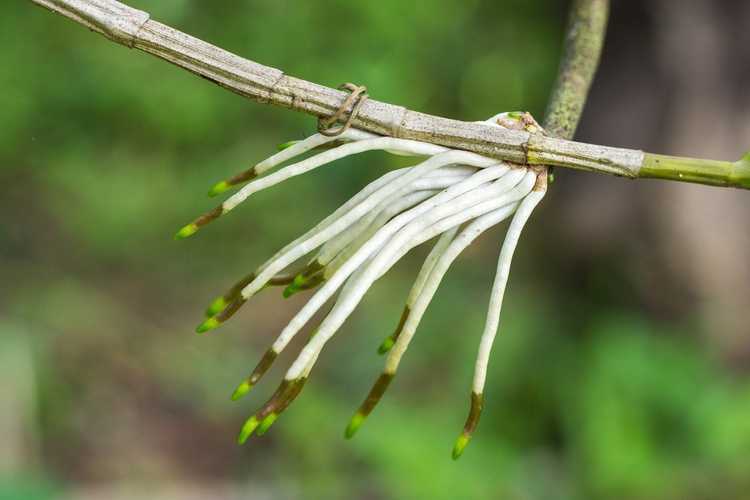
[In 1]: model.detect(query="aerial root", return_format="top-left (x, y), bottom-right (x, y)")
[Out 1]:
top-left (231, 348), bottom-right (280, 401)
top-left (452, 392), bottom-right (484, 460)
top-left (345, 373), bottom-right (394, 439)
top-left (202, 270), bottom-right (297, 323)
top-left (377, 306), bottom-right (409, 355)
top-left (208, 167), bottom-right (258, 197)
top-left (175, 205), bottom-right (224, 239)
top-left (282, 260), bottom-right (327, 298)
top-left (196, 295), bottom-right (247, 333)
top-left (237, 376), bottom-right (308, 444)
top-left (178, 113), bottom-right (545, 456)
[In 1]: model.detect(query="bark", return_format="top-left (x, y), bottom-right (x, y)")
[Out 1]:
top-left (29, 0), bottom-right (749, 190)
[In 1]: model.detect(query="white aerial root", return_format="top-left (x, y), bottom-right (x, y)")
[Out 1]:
top-left (284, 169), bottom-right (536, 378)
top-left (180, 112), bottom-right (547, 458)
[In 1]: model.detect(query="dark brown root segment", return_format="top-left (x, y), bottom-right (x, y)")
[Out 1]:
top-left (252, 377), bottom-right (308, 425)
top-left (268, 272), bottom-right (297, 286)
top-left (451, 391), bottom-right (484, 459)
top-left (227, 269), bottom-right (297, 301)
top-left (359, 373), bottom-right (395, 418)
top-left (462, 391), bottom-right (484, 436)
top-left (194, 205), bottom-right (224, 228)
top-left (378, 306), bottom-right (410, 354)
top-left (250, 348), bottom-right (279, 386)
top-left (217, 296), bottom-right (247, 322)
top-left (390, 306), bottom-right (410, 344)
top-left (209, 270), bottom-right (297, 317)
top-left (345, 373), bottom-right (395, 438)
top-left (225, 167), bottom-right (258, 187)
top-left (230, 348), bottom-right (279, 401)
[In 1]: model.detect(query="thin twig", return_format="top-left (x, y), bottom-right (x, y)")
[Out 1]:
top-left (29, 0), bottom-right (750, 189)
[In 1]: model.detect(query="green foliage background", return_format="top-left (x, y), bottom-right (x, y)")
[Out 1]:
top-left (2, 1), bottom-right (749, 499)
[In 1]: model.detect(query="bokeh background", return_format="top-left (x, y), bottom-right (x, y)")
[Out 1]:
top-left (2, 1), bottom-right (750, 499)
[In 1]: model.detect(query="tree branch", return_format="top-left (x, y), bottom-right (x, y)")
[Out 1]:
top-left (29, 0), bottom-right (749, 190)
top-left (543, 0), bottom-right (609, 141)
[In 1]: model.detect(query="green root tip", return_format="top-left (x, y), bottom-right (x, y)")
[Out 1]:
top-left (277, 140), bottom-right (300, 151)
top-left (452, 434), bottom-right (471, 460)
top-left (377, 337), bottom-right (395, 355)
top-left (196, 317), bottom-right (220, 334)
top-left (208, 180), bottom-right (231, 197)
top-left (205, 296), bottom-right (228, 317)
top-left (283, 274), bottom-right (307, 298)
top-left (174, 223), bottom-right (198, 240)
top-left (231, 381), bottom-right (253, 401)
top-left (345, 413), bottom-right (365, 439)
top-left (237, 416), bottom-right (259, 445)
top-left (733, 151), bottom-right (750, 189)
top-left (256, 413), bottom-right (278, 436)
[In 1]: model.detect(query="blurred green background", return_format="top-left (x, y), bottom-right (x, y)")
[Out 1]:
top-left (3, 1), bottom-right (750, 499)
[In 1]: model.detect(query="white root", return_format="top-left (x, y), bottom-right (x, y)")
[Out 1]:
top-left (265, 165), bottom-right (516, 354)
top-left (471, 186), bottom-right (546, 394)
top-left (284, 170), bottom-right (537, 379)
top-left (189, 114), bottom-right (547, 451)
top-left (384, 201), bottom-right (522, 374)
top-left (240, 151), bottom-right (503, 299)
top-left (314, 172), bottom-right (474, 267)
top-left (223, 136), bottom-right (462, 213)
